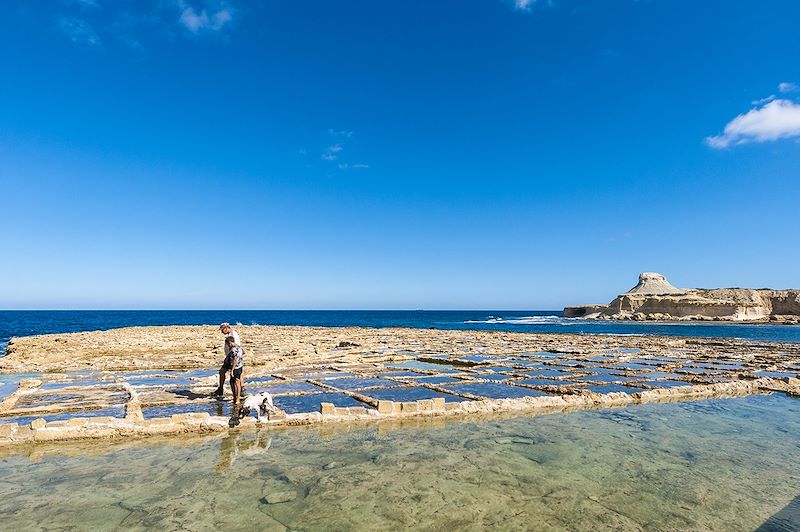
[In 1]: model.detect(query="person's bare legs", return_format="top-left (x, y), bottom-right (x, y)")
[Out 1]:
top-left (231, 376), bottom-right (242, 404)
top-left (215, 367), bottom-right (226, 395)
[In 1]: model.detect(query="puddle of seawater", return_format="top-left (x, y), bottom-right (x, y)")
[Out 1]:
top-left (253, 381), bottom-right (326, 395)
top-left (523, 369), bottom-right (568, 378)
top-left (755, 371), bottom-right (798, 378)
top-left (143, 401), bottom-right (233, 419)
top-left (388, 361), bottom-right (460, 373)
top-left (647, 380), bottom-right (693, 388)
top-left (443, 382), bottom-right (552, 399)
top-left (0, 394), bottom-right (799, 530)
top-left (470, 373), bottom-right (515, 382)
top-left (324, 377), bottom-right (401, 391)
top-left (408, 376), bottom-right (465, 385)
top-left (584, 384), bottom-right (647, 394)
top-left (273, 393), bottom-right (367, 414)
top-left (1, 407), bottom-right (126, 426)
top-left (377, 371), bottom-right (423, 378)
top-left (363, 386), bottom-right (469, 403)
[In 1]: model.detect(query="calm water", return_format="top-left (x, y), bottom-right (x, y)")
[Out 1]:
top-left (2, 310), bottom-right (800, 357)
top-left (1, 393), bottom-right (799, 530)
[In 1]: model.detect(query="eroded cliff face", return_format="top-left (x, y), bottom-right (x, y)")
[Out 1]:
top-left (562, 273), bottom-right (800, 323)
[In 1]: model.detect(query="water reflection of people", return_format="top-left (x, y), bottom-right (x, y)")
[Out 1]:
top-left (215, 431), bottom-right (272, 474)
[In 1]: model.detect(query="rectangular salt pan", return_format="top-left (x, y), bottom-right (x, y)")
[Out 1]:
top-left (523, 369), bottom-right (568, 378)
top-left (1, 407), bottom-right (126, 427)
top-left (377, 371), bottom-right (424, 378)
top-left (406, 375), bottom-right (465, 385)
top-left (469, 373), bottom-right (512, 382)
top-left (253, 381), bottom-right (325, 395)
top-left (388, 361), bottom-right (460, 373)
top-left (273, 393), bottom-right (366, 414)
top-left (143, 401), bottom-right (232, 419)
top-left (517, 378), bottom-right (573, 388)
top-left (584, 384), bottom-right (647, 394)
top-left (443, 382), bottom-right (551, 399)
top-left (646, 380), bottom-right (692, 388)
top-left (364, 386), bottom-right (468, 402)
top-left (325, 377), bottom-right (402, 391)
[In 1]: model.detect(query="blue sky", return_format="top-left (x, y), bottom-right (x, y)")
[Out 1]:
top-left (1, 0), bottom-right (799, 309)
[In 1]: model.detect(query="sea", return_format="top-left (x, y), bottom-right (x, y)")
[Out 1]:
top-left (2, 309), bottom-right (800, 357)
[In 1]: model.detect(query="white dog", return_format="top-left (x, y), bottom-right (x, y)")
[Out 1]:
top-left (241, 391), bottom-right (277, 422)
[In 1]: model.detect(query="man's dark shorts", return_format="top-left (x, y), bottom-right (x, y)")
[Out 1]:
top-left (221, 361), bottom-right (232, 371)
top-left (231, 367), bottom-right (243, 379)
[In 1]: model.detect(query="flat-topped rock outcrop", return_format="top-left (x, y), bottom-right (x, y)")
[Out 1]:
top-left (563, 272), bottom-right (800, 323)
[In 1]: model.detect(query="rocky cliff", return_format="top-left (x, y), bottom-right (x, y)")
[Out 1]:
top-left (563, 272), bottom-right (800, 323)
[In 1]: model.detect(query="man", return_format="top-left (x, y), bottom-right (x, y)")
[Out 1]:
top-left (213, 323), bottom-right (241, 396)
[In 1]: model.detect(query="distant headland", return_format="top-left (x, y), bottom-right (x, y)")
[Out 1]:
top-left (562, 272), bottom-right (800, 323)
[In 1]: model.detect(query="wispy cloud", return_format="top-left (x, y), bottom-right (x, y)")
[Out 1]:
top-left (751, 95), bottom-right (775, 106)
top-left (58, 16), bottom-right (101, 46)
top-left (54, 1), bottom-right (237, 48)
top-left (513, 0), bottom-right (535, 10)
top-left (321, 144), bottom-right (342, 161)
top-left (327, 129), bottom-right (354, 139)
top-left (319, 129), bottom-right (368, 170)
top-left (705, 98), bottom-right (800, 149)
top-left (177, 1), bottom-right (233, 33)
top-left (779, 81), bottom-right (799, 93)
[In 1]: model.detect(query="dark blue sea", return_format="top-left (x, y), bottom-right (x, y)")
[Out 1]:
top-left (1, 310), bottom-right (799, 356)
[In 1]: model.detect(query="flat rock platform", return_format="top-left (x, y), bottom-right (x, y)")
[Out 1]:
top-left (1, 326), bottom-right (799, 448)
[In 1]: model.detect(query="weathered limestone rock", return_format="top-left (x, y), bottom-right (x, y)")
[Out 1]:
top-left (319, 402), bottom-right (335, 415)
top-left (563, 272), bottom-right (800, 322)
top-left (399, 402), bottom-right (417, 413)
top-left (377, 400), bottom-right (394, 414)
top-left (417, 399), bottom-right (434, 412)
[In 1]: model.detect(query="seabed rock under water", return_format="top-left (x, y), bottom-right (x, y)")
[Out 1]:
top-left (1, 325), bottom-right (799, 449)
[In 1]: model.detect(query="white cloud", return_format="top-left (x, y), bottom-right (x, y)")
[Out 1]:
top-left (321, 144), bottom-right (343, 161)
top-left (705, 98), bottom-right (800, 148)
top-left (779, 82), bottom-right (799, 93)
top-left (58, 16), bottom-right (101, 46)
top-left (514, 0), bottom-right (535, 10)
top-left (320, 129), bottom-right (368, 169)
top-left (337, 163), bottom-right (369, 170)
top-left (178, 1), bottom-right (232, 33)
top-left (751, 95), bottom-right (775, 105)
top-left (327, 129), bottom-right (354, 139)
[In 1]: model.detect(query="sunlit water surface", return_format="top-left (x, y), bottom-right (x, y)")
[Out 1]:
top-left (1, 394), bottom-right (799, 531)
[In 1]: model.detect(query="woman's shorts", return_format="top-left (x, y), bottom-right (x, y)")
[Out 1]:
top-left (231, 367), bottom-right (243, 379)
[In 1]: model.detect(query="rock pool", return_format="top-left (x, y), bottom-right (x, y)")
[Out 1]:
top-left (0, 393), bottom-right (798, 530)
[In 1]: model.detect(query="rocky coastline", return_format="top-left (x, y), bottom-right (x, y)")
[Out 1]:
top-left (563, 272), bottom-right (800, 323)
top-left (1, 324), bottom-right (799, 450)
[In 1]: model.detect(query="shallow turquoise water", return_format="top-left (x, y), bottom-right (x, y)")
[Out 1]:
top-left (1, 394), bottom-right (799, 530)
